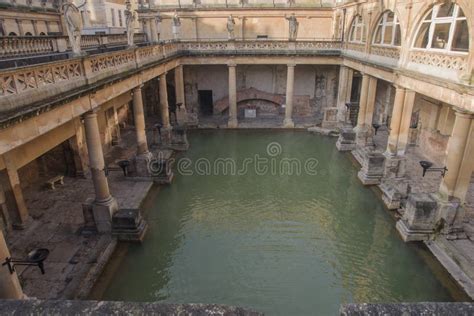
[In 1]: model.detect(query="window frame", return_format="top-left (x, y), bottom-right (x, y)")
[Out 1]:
top-left (372, 11), bottom-right (401, 47)
top-left (412, 3), bottom-right (468, 54)
top-left (348, 15), bottom-right (366, 44)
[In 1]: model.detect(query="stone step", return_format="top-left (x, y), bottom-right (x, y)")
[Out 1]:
top-left (426, 239), bottom-right (474, 299)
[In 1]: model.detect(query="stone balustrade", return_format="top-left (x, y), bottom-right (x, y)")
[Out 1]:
top-left (0, 36), bottom-right (58, 59)
top-left (0, 39), bottom-right (471, 123)
top-left (0, 34), bottom-right (147, 60)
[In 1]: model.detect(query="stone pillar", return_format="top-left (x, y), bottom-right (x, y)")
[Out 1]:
top-left (68, 118), bottom-right (89, 178)
top-left (364, 77), bottom-right (377, 125)
top-left (356, 74), bottom-right (370, 130)
top-left (2, 155), bottom-right (28, 229)
top-left (159, 73), bottom-right (172, 144)
top-left (83, 111), bottom-right (118, 233)
top-left (132, 85), bottom-right (153, 176)
top-left (336, 65), bottom-right (349, 124)
top-left (159, 73), bottom-right (170, 129)
top-left (144, 19), bottom-right (152, 43)
top-left (132, 85), bottom-right (149, 155)
top-left (385, 87), bottom-right (406, 156)
top-left (396, 90), bottom-right (415, 156)
top-left (149, 17), bottom-right (159, 43)
top-left (0, 231), bottom-right (23, 299)
top-left (284, 64), bottom-right (295, 128)
top-left (228, 63), bottom-right (238, 128)
top-left (439, 110), bottom-right (473, 199)
top-left (427, 104), bottom-right (441, 131)
top-left (174, 65), bottom-right (188, 125)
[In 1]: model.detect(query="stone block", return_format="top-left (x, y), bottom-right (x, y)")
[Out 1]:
top-left (170, 127), bottom-right (189, 151)
top-left (112, 209), bottom-right (148, 242)
top-left (91, 198), bottom-right (119, 234)
top-left (379, 179), bottom-right (408, 210)
top-left (335, 127), bottom-right (356, 151)
top-left (132, 152), bottom-right (154, 177)
top-left (383, 154), bottom-right (407, 179)
top-left (396, 193), bottom-right (437, 242)
top-left (357, 151), bottom-right (385, 185)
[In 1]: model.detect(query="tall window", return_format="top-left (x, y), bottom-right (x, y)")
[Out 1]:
top-left (349, 15), bottom-right (366, 43)
top-left (373, 11), bottom-right (401, 46)
top-left (111, 8), bottom-right (116, 27)
top-left (118, 10), bottom-right (123, 27)
top-left (413, 3), bottom-right (468, 53)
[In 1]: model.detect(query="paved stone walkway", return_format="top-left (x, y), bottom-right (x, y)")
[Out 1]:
top-left (5, 129), bottom-right (152, 299)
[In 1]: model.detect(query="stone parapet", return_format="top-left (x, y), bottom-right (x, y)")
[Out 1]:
top-left (335, 127), bottom-right (356, 152)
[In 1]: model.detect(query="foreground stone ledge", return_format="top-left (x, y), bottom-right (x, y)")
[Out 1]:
top-left (340, 302), bottom-right (474, 316)
top-left (0, 299), bottom-right (263, 316)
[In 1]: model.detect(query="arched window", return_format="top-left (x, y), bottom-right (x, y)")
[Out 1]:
top-left (373, 11), bottom-right (401, 46)
top-left (8, 32), bottom-right (17, 36)
top-left (413, 2), bottom-right (468, 53)
top-left (25, 32), bottom-right (33, 36)
top-left (349, 15), bottom-right (366, 43)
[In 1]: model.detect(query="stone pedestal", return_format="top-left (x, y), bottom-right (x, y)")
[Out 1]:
top-left (112, 209), bottom-right (148, 242)
top-left (133, 152), bottom-right (154, 177)
top-left (147, 150), bottom-right (174, 184)
top-left (83, 197), bottom-right (119, 234)
top-left (170, 127), bottom-right (189, 151)
top-left (355, 125), bottom-right (374, 148)
top-left (396, 193), bottom-right (438, 242)
top-left (379, 179), bottom-right (408, 210)
top-left (383, 154), bottom-right (407, 178)
top-left (336, 127), bottom-right (356, 151)
top-left (160, 127), bottom-right (172, 146)
top-left (357, 151), bottom-right (385, 185)
top-left (321, 107), bottom-right (339, 129)
top-left (435, 196), bottom-right (464, 235)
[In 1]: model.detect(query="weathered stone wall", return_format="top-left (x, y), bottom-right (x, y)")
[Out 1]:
top-left (184, 64), bottom-right (337, 119)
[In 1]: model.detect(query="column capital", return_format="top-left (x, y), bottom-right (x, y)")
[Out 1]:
top-left (159, 72), bottom-right (167, 77)
top-left (453, 107), bottom-right (474, 118)
top-left (83, 109), bottom-right (99, 119)
top-left (228, 62), bottom-right (237, 67)
top-left (287, 63), bottom-right (296, 68)
top-left (133, 84), bottom-right (144, 93)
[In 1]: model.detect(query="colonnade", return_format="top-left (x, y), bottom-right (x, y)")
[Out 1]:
top-left (227, 63), bottom-right (297, 128)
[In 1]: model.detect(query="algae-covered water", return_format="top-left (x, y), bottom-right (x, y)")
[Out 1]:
top-left (101, 130), bottom-right (456, 315)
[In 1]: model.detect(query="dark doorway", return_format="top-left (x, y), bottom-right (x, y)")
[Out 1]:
top-left (350, 75), bottom-right (362, 103)
top-left (198, 90), bottom-right (213, 116)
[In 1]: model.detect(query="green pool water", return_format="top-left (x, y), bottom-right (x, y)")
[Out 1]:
top-left (101, 130), bottom-right (456, 315)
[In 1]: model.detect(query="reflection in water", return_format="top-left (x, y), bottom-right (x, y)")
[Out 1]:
top-left (103, 130), bottom-right (454, 315)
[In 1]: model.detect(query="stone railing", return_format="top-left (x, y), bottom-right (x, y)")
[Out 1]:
top-left (0, 33), bottom-right (147, 60)
top-left (0, 36), bottom-right (58, 58)
top-left (179, 40), bottom-right (342, 53)
top-left (345, 42), bottom-right (366, 54)
top-left (370, 45), bottom-right (400, 60)
top-left (409, 50), bottom-right (468, 72)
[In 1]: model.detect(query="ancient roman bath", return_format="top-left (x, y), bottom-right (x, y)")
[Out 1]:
top-left (97, 131), bottom-right (461, 315)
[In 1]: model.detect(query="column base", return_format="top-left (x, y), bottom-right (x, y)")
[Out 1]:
top-left (147, 152), bottom-right (175, 184)
top-left (396, 220), bottom-right (434, 242)
top-left (227, 118), bottom-right (238, 128)
top-left (169, 127), bottom-right (190, 151)
top-left (356, 151), bottom-right (385, 186)
top-left (355, 125), bottom-right (374, 147)
top-left (112, 209), bottom-right (148, 242)
top-left (396, 193), bottom-right (437, 242)
top-left (383, 153), bottom-right (407, 178)
top-left (160, 127), bottom-right (172, 147)
top-left (83, 196), bottom-right (119, 234)
top-left (379, 179), bottom-right (408, 210)
top-left (335, 127), bottom-right (356, 151)
top-left (283, 118), bottom-right (294, 128)
top-left (133, 152), bottom-right (154, 177)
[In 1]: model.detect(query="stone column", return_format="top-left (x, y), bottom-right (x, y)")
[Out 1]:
top-left (284, 64), bottom-right (295, 128)
top-left (228, 63), bottom-right (238, 128)
top-left (159, 73), bottom-right (172, 144)
top-left (396, 90), bottom-right (415, 156)
top-left (356, 74), bottom-right (370, 129)
top-left (174, 65), bottom-right (188, 125)
top-left (364, 77), bottom-right (377, 125)
top-left (439, 110), bottom-right (473, 199)
top-left (385, 87), bottom-right (406, 156)
top-left (2, 155), bottom-right (28, 229)
top-left (159, 73), bottom-right (170, 128)
top-left (132, 85), bottom-right (149, 155)
top-left (149, 17), bottom-right (159, 43)
top-left (144, 19), bottom-right (152, 43)
top-left (83, 111), bottom-right (118, 233)
top-left (0, 231), bottom-right (23, 299)
top-left (336, 65), bottom-right (349, 124)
